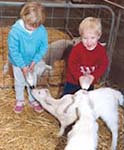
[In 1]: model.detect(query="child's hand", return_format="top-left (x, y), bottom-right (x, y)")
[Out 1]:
top-left (29, 61), bottom-right (35, 72)
top-left (79, 74), bottom-right (94, 90)
top-left (22, 66), bottom-right (29, 77)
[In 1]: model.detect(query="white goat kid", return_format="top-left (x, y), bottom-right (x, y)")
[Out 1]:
top-left (25, 60), bottom-right (52, 88)
top-left (31, 88), bottom-right (79, 137)
top-left (75, 87), bottom-right (124, 150)
top-left (65, 92), bottom-right (98, 150)
top-left (43, 39), bottom-right (73, 65)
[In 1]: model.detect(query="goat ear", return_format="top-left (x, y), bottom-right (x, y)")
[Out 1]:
top-left (75, 107), bottom-right (80, 121)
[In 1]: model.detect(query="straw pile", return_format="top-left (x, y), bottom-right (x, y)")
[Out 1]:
top-left (0, 88), bottom-right (59, 150)
top-left (47, 27), bottom-right (71, 43)
top-left (0, 88), bottom-right (123, 150)
top-left (0, 26), bottom-right (124, 150)
top-left (0, 27), bottom-right (10, 87)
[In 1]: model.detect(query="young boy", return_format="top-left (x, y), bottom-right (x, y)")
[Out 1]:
top-left (63, 17), bottom-right (109, 95)
top-left (8, 2), bottom-right (48, 113)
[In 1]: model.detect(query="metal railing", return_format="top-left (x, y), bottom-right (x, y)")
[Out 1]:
top-left (0, 1), bottom-right (115, 87)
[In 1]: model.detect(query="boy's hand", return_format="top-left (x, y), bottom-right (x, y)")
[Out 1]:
top-left (79, 74), bottom-right (94, 90)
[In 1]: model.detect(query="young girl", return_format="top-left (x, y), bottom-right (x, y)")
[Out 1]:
top-left (8, 2), bottom-right (48, 113)
top-left (63, 17), bottom-right (109, 95)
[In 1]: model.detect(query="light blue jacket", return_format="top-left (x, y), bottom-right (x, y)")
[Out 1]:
top-left (8, 20), bottom-right (48, 68)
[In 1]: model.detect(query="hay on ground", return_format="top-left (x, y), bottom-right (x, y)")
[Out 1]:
top-left (0, 87), bottom-right (123, 150)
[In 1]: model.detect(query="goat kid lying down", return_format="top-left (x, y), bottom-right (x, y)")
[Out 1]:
top-left (65, 92), bottom-right (98, 150)
top-left (75, 87), bottom-right (124, 150)
top-left (31, 88), bottom-right (80, 137)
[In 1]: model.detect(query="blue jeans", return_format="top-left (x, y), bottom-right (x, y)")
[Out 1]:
top-left (62, 82), bottom-right (94, 96)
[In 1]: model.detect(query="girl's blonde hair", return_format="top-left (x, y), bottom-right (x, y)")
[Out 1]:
top-left (20, 2), bottom-right (46, 28)
top-left (79, 17), bottom-right (102, 36)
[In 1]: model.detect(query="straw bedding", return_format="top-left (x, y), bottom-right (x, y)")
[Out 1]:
top-left (0, 26), bottom-right (124, 150)
top-left (0, 88), bottom-right (59, 150)
top-left (0, 88), bottom-right (123, 150)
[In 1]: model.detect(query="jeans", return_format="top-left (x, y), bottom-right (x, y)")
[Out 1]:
top-left (62, 82), bottom-right (94, 96)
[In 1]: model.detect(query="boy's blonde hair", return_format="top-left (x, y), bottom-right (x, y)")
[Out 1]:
top-left (20, 2), bottom-right (46, 28)
top-left (79, 17), bottom-right (102, 37)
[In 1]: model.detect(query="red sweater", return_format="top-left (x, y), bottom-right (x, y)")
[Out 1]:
top-left (66, 42), bottom-right (109, 85)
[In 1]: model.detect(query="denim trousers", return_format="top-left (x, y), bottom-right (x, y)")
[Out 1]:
top-left (62, 82), bottom-right (94, 96)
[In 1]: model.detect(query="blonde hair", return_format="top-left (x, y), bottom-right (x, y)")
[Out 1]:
top-left (20, 2), bottom-right (46, 28)
top-left (79, 17), bottom-right (102, 36)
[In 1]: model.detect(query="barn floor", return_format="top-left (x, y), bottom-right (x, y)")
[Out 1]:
top-left (0, 1), bottom-right (123, 149)
top-left (0, 88), bottom-right (60, 150)
top-left (0, 88), bottom-right (123, 150)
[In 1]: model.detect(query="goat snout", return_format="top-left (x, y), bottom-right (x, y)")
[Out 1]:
top-left (30, 85), bottom-right (35, 89)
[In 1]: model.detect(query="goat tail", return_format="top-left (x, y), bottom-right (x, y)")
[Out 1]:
top-left (116, 90), bottom-right (124, 106)
top-left (3, 62), bottom-right (9, 75)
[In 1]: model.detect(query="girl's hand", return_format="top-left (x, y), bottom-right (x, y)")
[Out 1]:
top-left (22, 66), bottom-right (29, 77)
top-left (29, 61), bottom-right (35, 72)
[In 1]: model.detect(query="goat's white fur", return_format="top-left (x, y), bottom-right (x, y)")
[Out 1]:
top-left (32, 88), bottom-right (79, 136)
top-left (32, 87), bottom-right (123, 150)
top-left (25, 60), bottom-right (52, 87)
top-left (32, 88), bottom-right (124, 150)
top-left (75, 87), bottom-right (124, 150)
top-left (65, 93), bottom-right (98, 150)
top-left (43, 39), bottom-right (73, 65)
